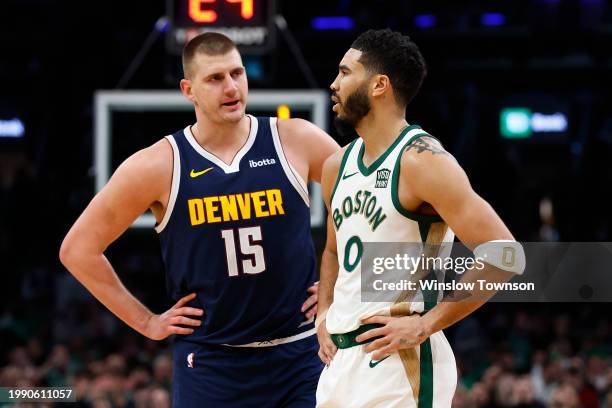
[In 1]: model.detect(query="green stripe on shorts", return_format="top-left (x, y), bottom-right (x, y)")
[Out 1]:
top-left (418, 338), bottom-right (433, 408)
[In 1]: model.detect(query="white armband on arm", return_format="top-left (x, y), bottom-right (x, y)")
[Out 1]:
top-left (473, 240), bottom-right (526, 275)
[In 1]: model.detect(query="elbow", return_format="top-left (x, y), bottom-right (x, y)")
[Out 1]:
top-left (323, 247), bottom-right (337, 260)
top-left (60, 232), bottom-right (101, 278)
top-left (59, 236), bottom-right (79, 272)
top-left (59, 237), bottom-right (72, 269)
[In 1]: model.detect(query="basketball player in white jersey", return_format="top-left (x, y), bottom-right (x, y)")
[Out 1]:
top-left (315, 29), bottom-right (525, 407)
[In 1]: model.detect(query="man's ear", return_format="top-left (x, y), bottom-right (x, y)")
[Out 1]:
top-left (371, 74), bottom-right (391, 98)
top-left (180, 78), bottom-right (196, 104)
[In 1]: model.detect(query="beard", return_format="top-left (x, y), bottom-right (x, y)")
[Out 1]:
top-left (333, 82), bottom-right (371, 137)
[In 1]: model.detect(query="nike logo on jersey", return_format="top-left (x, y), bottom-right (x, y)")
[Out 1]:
top-left (190, 167), bottom-right (214, 178)
top-left (342, 171), bottom-right (358, 180)
top-left (369, 355), bottom-right (390, 368)
top-left (249, 158), bottom-right (276, 168)
top-left (187, 352), bottom-right (195, 368)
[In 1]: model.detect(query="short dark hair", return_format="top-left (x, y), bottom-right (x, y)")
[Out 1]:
top-left (182, 32), bottom-right (237, 78)
top-left (351, 29), bottom-right (427, 107)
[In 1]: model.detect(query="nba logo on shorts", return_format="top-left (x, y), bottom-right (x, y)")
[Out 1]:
top-left (375, 169), bottom-right (391, 188)
top-left (187, 352), bottom-right (195, 368)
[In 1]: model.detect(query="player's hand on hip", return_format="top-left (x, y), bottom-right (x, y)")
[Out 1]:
top-left (316, 319), bottom-right (337, 366)
top-left (301, 282), bottom-right (318, 319)
top-left (356, 315), bottom-right (429, 361)
top-left (144, 293), bottom-right (204, 340)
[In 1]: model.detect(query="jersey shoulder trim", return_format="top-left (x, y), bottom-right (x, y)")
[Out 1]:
top-left (155, 135), bottom-right (181, 233)
top-left (356, 124), bottom-right (421, 176)
top-left (329, 139), bottom-right (358, 204)
top-left (390, 133), bottom-right (443, 224)
top-left (269, 117), bottom-right (310, 206)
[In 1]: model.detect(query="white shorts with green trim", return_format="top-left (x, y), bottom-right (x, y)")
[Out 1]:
top-left (316, 330), bottom-right (457, 408)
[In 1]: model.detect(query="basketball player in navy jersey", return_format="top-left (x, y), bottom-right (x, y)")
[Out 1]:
top-left (60, 32), bottom-right (339, 407)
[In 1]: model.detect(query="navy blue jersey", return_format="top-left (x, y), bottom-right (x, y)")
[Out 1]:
top-left (156, 116), bottom-right (317, 345)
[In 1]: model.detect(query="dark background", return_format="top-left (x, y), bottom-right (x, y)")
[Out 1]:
top-left (1, 1), bottom-right (611, 407)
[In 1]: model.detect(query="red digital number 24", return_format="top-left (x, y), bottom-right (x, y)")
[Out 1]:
top-left (189, 0), bottom-right (254, 23)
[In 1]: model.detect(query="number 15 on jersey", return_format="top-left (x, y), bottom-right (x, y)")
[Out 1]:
top-left (221, 226), bottom-right (266, 276)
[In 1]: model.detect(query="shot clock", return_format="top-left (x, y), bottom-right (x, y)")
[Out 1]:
top-left (167, 0), bottom-right (276, 53)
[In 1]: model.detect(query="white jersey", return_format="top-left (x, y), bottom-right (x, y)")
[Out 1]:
top-left (326, 125), bottom-right (455, 334)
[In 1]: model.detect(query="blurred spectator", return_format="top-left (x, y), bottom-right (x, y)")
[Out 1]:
top-left (152, 354), bottom-right (172, 392)
top-left (548, 384), bottom-right (580, 408)
top-left (539, 197), bottom-right (560, 242)
top-left (41, 344), bottom-right (74, 387)
top-left (511, 375), bottom-right (545, 408)
top-left (588, 355), bottom-right (609, 394)
top-left (150, 387), bottom-right (171, 408)
top-left (562, 364), bottom-right (591, 407)
top-left (493, 373), bottom-right (516, 407)
top-left (603, 390), bottom-right (612, 408)
top-left (469, 381), bottom-right (494, 407)
top-left (452, 385), bottom-right (470, 408)
top-left (533, 358), bottom-right (563, 404)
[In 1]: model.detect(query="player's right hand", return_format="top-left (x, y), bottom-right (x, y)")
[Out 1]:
top-left (316, 319), bottom-right (337, 365)
top-left (143, 293), bottom-right (204, 340)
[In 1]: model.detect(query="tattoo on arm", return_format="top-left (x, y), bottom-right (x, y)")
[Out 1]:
top-left (405, 138), bottom-right (447, 156)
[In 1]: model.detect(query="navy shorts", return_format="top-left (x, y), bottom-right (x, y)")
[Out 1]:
top-left (172, 335), bottom-right (323, 407)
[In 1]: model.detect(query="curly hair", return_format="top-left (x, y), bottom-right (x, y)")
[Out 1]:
top-left (351, 29), bottom-right (427, 107)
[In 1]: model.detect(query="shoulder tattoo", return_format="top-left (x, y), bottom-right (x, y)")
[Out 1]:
top-left (405, 137), bottom-right (448, 156)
